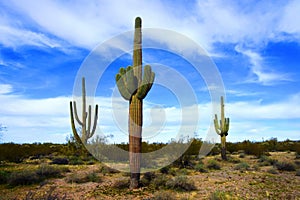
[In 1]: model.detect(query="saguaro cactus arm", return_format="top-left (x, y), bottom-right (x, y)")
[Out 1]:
top-left (70, 101), bottom-right (82, 143)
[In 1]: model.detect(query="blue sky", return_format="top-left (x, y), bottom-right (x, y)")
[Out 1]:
top-left (0, 0), bottom-right (299, 144)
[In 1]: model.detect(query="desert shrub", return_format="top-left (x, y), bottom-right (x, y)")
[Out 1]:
top-left (51, 157), bottom-right (69, 165)
top-left (8, 170), bottom-right (40, 186)
top-left (153, 190), bottom-right (176, 200)
top-left (36, 164), bottom-right (65, 179)
top-left (160, 166), bottom-right (170, 174)
top-left (253, 164), bottom-right (260, 171)
top-left (177, 168), bottom-right (189, 175)
top-left (239, 153), bottom-right (245, 158)
top-left (206, 159), bottom-right (221, 170)
top-left (66, 172), bottom-right (101, 184)
top-left (100, 165), bottom-right (119, 175)
top-left (194, 163), bottom-right (208, 173)
top-left (234, 162), bottom-right (250, 171)
top-left (68, 156), bottom-right (84, 165)
top-left (141, 172), bottom-right (156, 187)
top-left (275, 162), bottom-right (296, 171)
top-left (166, 176), bottom-right (196, 191)
top-left (86, 172), bottom-right (102, 183)
top-left (258, 155), bottom-right (278, 166)
top-left (152, 174), bottom-right (169, 189)
top-left (112, 178), bottom-right (130, 189)
top-left (296, 169), bottom-right (300, 176)
top-left (209, 190), bottom-right (234, 200)
top-left (172, 155), bottom-right (195, 169)
top-left (227, 156), bottom-right (241, 164)
top-left (295, 160), bottom-right (300, 166)
top-left (0, 171), bottom-right (10, 184)
top-left (25, 186), bottom-right (66, 200)
top-left (267, 168), bottom-right (279, 174)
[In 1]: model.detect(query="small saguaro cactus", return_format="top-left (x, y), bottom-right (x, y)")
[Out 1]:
top-left (115, 17), bottom-right (155, 189)
top-left (70, 77), bottom-right (99, 145)
top-left (214, 96), bottom-right (230, 160)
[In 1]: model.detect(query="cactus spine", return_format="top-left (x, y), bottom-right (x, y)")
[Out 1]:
top-left (70, 77), bottom-right (98, 145)
top-left (214, 96), bottom-right (230, 160)
top-left (115, 17), bottom-right (155, 189)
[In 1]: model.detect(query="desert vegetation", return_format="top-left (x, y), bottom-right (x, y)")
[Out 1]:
top-left (0, 138), bottom-right (300, 199)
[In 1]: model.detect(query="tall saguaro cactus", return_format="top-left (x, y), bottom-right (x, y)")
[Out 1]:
top-left (115, 17), bottom-right (155, 189)
top-left (70, 77), bottom-right (99, 145)
top-left (214, 96), bottom-right (230, 160)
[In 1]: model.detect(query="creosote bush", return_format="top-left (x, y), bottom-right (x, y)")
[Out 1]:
top-left (194, 163), bottom-right (208, 173)
top-left (8, 170), bottom-right (40, 186)
top-left (166, 175), bottom-right (196, 191)
top-left (234, 162), bottom-right (250, 171)
top-left (275, 161), bottom-right (296, 171)
top-left (209, 190), bottom-right (236, 200)
top-left (153, 190), bottom-right (177, 200)
top-left (258, 155), bottom-right (278, 166)
top-left (267, 168), bottom-right (279, 174)
top-left (112, 178), bottom-right (130, 189)
top-left (7, 164), bottom-right (69, 186)
top-left (206, 159), bottom-right (221, 170)
top-left (65, 172), bottom-right (101, 184)
top-left (140, 172), bottom-right (156, 187)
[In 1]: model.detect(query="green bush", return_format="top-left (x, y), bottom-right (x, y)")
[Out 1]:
top-left (112, 178), bottom-right (129, 189)
top-left (166, 176), bottom-right (196, 191)
top-left (51, 157), bottom-right (69, 165)
top-left (267, 168), bottom-right (279, 174)
top-left (239, 153), bottom-right (245, 158)
top-left (68, 156), bottom-right (84, 165)
top-left (140, 172), bottom-right (156, 187)
top-left (152, 174), bottom-right (169, 189)
top-left (160, 166), bottom-right (170, 174)
top-left (0, 171), bottom-right (10, 184)
top-left (234, 162), bottom-right (250, 171)
top-left (8, 170), bottom-right (41, 186)
top-left (209, 190), bottom-right (233, 200)
top-left (65, 172), bottom-right (101, 184)
top-left (275, 162), bottom-right (296, 171)
top-left (36, 164), bottom-right (65, 179)
top-left (100, 165), bottom-right (119, 175)
top-left (258, 155), bottom-right (278, 166)
top-left (26, 186), bottom-right (66, 200)
top-left (194, 163), bottom-right (208, 173)
top-left (153, 190), bottom-right (176, 200)
top-left (206, 159), bottom-right (221, 170)
top-left (227, 156), bottom-right (241, 164)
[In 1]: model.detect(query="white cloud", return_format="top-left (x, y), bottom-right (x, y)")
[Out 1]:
top-left (0, 84), bottom-right (13, 94)
top-left (227, 93), bottom-right (300, 119)
top-left (234, 45), bottom-right (292, 85)
top-left (279, 0), bottom-right (300, 35)
top-left (1, 88), bottom-right (299, 143)
top-left (2, 0), bottom-right (300, 54)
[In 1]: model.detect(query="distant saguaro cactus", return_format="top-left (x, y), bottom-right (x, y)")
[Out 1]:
top-left (214, 96), bottom-right (230, 160)
top-left (70, 77), bottom-right (98, 145)
top-left (115, 17), bottom-right (155, 189)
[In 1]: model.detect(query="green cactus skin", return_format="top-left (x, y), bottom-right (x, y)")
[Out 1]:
top-left (115, 17), bottom-right (155, 189)
top-left (70, 77), bottom-right (98, 145)
top-left (214, 96), bottom-right (230, 160)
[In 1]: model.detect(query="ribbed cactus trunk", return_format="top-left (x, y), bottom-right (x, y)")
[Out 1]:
top-left (221, 135), bottom-right (226, 160)
top-left (129, 17), bottom-right (143, 188)
top-left (214, 96), bottom-right (230, 161)
top-left (115, 17), bottom-right (155, 189)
